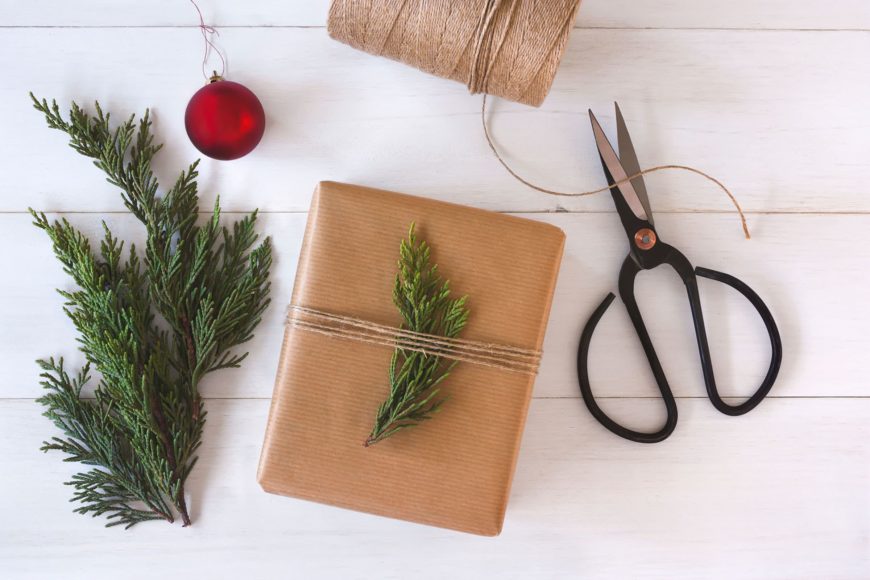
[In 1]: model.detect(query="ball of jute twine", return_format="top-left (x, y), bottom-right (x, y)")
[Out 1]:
top-left (327, 0), bottom-right (583, 107)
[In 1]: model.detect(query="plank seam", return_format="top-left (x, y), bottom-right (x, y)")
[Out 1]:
top-left (6, 210), bottom-right (870, 216)
top-left (0, 26), bottom-right (868, 32)
top-left (1, 395), bottom-right (867, 401)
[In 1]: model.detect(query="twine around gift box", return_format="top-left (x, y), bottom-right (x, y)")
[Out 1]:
top-left (286, 305), bottom-right (542, 374)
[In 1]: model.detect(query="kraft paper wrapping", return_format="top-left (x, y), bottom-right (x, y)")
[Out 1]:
top-left (258, 181), bottom-right (565, 535)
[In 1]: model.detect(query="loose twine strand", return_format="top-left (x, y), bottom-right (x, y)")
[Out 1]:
top-left (286, 305), bottom-right (541, 374)
top-left (190, 0), bottom-right (226, 81)
top-left (481, 95), bottom-right (752, 239)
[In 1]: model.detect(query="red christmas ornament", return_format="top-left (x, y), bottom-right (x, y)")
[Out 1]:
top-left (185, 74), bottom-right (265, 161)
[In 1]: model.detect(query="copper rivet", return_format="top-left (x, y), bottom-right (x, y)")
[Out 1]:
top-left (634, 228), bottom-right (657, 250)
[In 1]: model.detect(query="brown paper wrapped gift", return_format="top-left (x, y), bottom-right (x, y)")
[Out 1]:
top-left (258, 181), bottom-right (565, 535)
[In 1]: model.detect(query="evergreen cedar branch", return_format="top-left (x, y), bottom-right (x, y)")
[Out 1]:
top-left (29, 94), bottom-right (272, 528)
top-left (365, 224), bottom-right (469, 447)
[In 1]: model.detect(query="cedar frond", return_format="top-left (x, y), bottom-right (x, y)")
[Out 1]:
top-left (365, 224), bottom-right (469, 447)
top-left (29, 94), bottom-right (271, 528)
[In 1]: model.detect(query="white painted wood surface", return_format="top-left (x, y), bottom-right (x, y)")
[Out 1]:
top-left (1, 1), bottom-right (868, 578)
top-left (3, 0), bottom-right (869, 29)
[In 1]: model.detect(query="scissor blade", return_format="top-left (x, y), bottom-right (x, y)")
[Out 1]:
top-left (615, 103), bottom-right (654, 226)
top-left (589, 110), bottom-right (649, 222)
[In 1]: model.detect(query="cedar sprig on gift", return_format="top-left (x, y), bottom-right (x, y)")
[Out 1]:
top-left (365, 225), bottom-right (469, 447)
top-left (29, 95), bottom-right (272, 528)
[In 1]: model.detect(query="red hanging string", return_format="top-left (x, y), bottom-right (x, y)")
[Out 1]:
top-left (190, 0), bottom-right (227, 80)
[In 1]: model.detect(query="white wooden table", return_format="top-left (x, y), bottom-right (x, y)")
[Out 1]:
top-left (2, 1), bottom-right (869, 578)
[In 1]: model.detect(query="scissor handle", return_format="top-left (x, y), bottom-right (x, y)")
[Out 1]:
top-left (577, 247), bottom-right (782, 443)
top-left (577, 256), bottom-right (679, 443)
top-left (691, 266), bottom-right (782, 415)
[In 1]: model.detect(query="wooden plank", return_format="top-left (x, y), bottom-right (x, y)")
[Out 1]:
top-left (3, 28), bottom-right (869, 214)
top-left (580, 0), bottom-right (870, 30)
top-left (3, 211), bottom-right (867, 399)
top-left (1, 397), bottom-right (866, 579)
top-left (2, 0), bottom-right (869, 29)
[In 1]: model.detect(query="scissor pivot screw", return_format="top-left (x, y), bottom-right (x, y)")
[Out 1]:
top-left (635, 228), bottom-right (657, 250)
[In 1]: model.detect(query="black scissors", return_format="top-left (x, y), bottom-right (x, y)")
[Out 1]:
top-left (577, 104), bottom-right (783, 443)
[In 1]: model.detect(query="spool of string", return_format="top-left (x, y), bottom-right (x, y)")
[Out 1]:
top-left (328, 0), bottom-right (583, 107)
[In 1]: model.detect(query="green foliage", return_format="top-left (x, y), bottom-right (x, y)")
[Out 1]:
top-left (365, 224), bottom-right (469, 447)
top-left (29, 94), bottom-right (272, 528)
